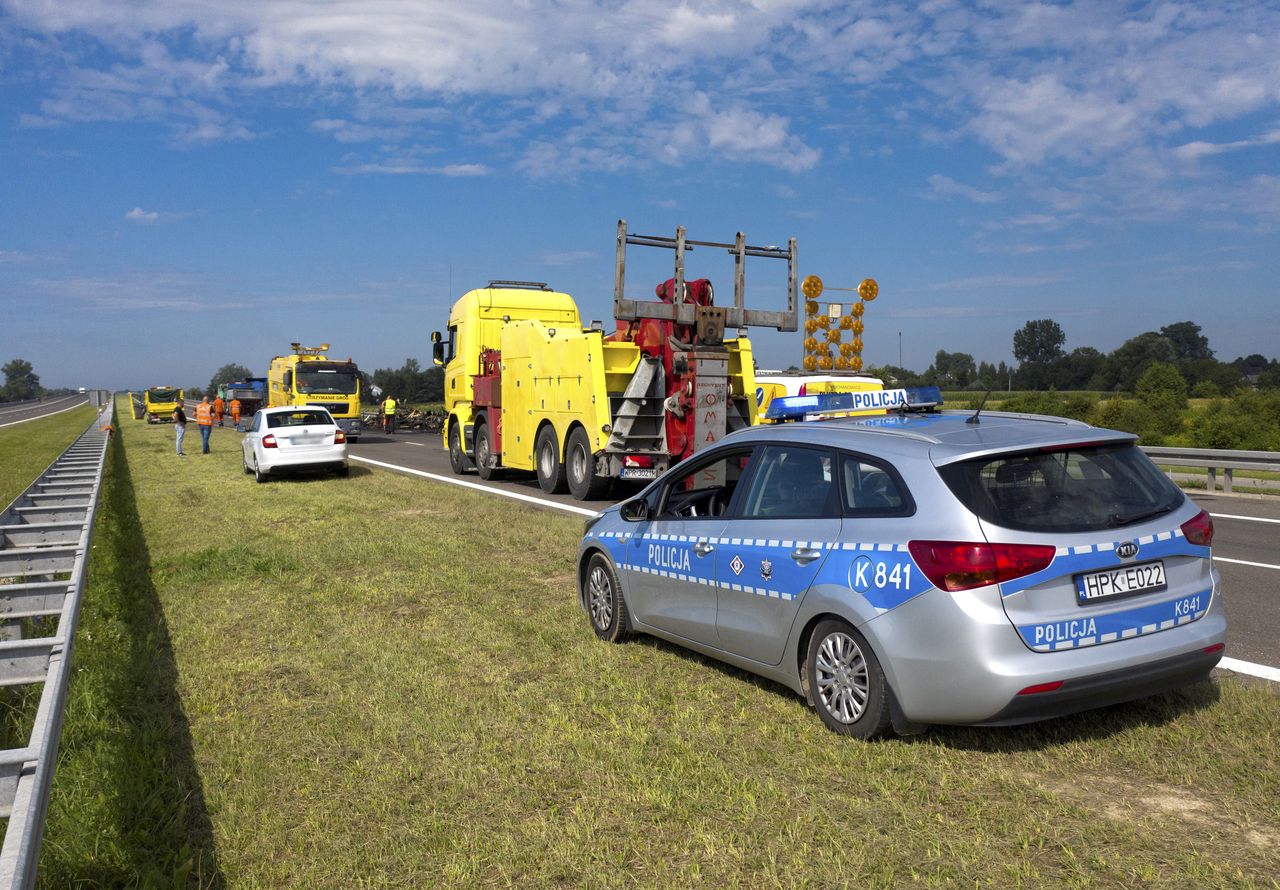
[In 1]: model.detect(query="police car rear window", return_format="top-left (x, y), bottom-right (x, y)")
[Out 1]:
top-left (936, 442), bottom-right (1184, 533)
top-left (267, 410), bottom-right (335, 428)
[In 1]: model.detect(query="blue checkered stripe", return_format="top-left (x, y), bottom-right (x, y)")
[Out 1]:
top-left (591, 531), bottom-right (842, 602)
top-left (1017, 587), bottom-right (1211, 652)
top-left (998, 528), bottom-right (1210, 598)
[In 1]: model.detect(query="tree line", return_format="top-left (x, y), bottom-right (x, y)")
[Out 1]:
top-left (868, 320), bottom-right (1279, 397)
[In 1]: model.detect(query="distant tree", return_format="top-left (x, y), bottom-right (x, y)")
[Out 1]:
top-left (1181, 358), bottom-right (1242, 395)
top-left (1232, 354), bottom-right (1271, 378)
top-left (1091, 332), bottom-right (1177, 393)
top-left (1012, 319), bottom-right (1066, 390)
top-left (1159, 321), bottom-right (1213, 362)
top-left (1134, 362), bottom-right (1188, 438)
top-left (1259, 366), bottom-right (1280, 390)
top-left (208, 363), bottom-right (254, 397)
top-left (1012, 319), bottom-right (1066, 366)
top-left (371, 358), bottom-right (444, 404)
top-left (925, 350), bottom-right (976, 388)
top-left (187, 385), bottom-right (205, 399)
top-left (2, 358), bottom-right (41, 402)
top-left (1190, 380), bottom-right (1221, 399)
top-left (1052, 347), bottom-right (1105, 390)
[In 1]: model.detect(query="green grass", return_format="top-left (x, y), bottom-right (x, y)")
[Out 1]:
top-left (0, 404), bottom-right (96, 507)
top-left (42, 397), bottom-right (1280, 886)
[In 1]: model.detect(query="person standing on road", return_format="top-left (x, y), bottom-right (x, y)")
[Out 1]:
top-left (173, 401), bottom-right (187, 455)
top-left (196, 396), bottom-right (214, 453)
top-left (214, 395), bottom-right (225, 426)
top-left (230, 397), bottom-right (242, 429)
top-left (383, 394), bottom-right (397, 435)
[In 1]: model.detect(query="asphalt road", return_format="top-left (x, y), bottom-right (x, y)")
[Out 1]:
top-left (0, 395), bottom-right (88, 427)
top-left (347, 427), bottom-right (1280, 672)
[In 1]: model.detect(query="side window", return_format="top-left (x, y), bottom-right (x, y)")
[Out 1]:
top-left (657, 449), bottom-right (754, 520)
top-left (840, 453), bottom-right (912, 517)
top-left (739, 445), bottom-right (837, 519)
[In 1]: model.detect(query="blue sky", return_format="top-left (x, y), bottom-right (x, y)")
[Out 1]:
top-left (2, 0), bottom-right (1278, 391)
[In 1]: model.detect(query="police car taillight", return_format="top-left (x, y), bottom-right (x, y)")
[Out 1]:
top-left (263, 434), bottom-right (278, 448)
top-left (908, 541), bottom-right (1056, 592)
top-left (334, 430), bottom-right (346, 444)
top-left (1180, 509), bottom-right (1214, 546)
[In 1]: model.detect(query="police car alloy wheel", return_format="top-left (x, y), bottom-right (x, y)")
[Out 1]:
top-left (806, 620), bottom-right (891, 738)
top-left (586, 553), bottom-right (631, 643)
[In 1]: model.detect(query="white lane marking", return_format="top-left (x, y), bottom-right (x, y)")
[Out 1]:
top-left (350, 455), bottom-right (599, 517)
top-left (1219, 657), bottom-right (1280, 683)
top-left (1209, 512), bottom-right (1280, 525)
top-left (0, 399), bottom-right (89, 428)
top-left (399, 441), bottom-right (426, 447)
top-left (1214, 556), bottom-right (1280, 571)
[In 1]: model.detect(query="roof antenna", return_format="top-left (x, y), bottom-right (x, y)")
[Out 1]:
top-left (966, 387), bottom-right (993, 425)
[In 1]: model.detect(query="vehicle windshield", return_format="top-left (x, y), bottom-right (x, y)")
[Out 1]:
top-left (266, 410), bottom-right (335, 428)
top-left (148, 388), bottom-right (180, 401)
top-left (937, 442), bottom-right (1184, 534)
top-left (295, 369), bottom-right (359, 395)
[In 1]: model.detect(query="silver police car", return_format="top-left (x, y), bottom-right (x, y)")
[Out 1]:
top-left (577, 390), bottom-right (1226, 738)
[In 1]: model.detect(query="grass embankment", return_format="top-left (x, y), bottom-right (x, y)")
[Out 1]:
top-left (0, 404), bottom-right (96, 507)
top-left (44, 397), bottom-right (1280, 886)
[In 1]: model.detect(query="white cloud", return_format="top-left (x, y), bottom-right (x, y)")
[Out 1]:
top-left (124, 207), bottom-right (161, 224)
top-left (925, 174), bottom-right (1001, 204)
top-left (331, 161), bottom-right (490, 176)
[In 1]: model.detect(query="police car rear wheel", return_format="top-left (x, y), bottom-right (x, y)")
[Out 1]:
top-left (807, 620), bottom-right (891, 739)
top-left (586, 553), bottom-right (631, 643)
top-left (535, 426), bottom-right (568, 494)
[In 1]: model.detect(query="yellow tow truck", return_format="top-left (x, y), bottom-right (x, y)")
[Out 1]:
top-left (432, 220), bottom-right (801, 500)
top-left (267, 344), bottom-right (365, 441)
top-left (142, 386), bottom-right (184, 423)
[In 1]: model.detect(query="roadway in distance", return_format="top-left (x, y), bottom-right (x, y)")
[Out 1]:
top-left (351, 428), bottom-right (1280, 673)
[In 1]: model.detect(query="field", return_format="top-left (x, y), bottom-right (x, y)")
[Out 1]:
top-left (32, 399), bottom-right (1280, 885)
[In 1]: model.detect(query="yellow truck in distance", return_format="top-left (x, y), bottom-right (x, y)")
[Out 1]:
top-left (432, 221), bottom-right (801, 500)
top-left (143, 387), bottom-right (184, 423)
top-left (267, 344), bottom-right (364, 441)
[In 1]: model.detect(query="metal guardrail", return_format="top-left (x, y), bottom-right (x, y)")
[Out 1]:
top-left (0, 398), bottom-right (114, 887)
top-left (1141, 445), bottom-right (1280, 493)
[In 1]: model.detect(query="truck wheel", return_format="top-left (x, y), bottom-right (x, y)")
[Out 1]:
top-left (535, 426), bottom-right (567, 494)
top-left (475, 421), bottom-right (504, 481)
top-left (448, 422), bottom-right (471, 475)
top-left (566, 427), bottom-right (610, 500)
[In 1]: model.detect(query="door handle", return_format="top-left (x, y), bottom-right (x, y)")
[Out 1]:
top-left (694, 541), bottom-right (715, 557)
top-left (791, 547), bottom-right (823, 565)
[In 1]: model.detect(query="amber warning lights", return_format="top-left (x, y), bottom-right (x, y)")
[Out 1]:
top-left (801, 276), bottom-right (878, 372)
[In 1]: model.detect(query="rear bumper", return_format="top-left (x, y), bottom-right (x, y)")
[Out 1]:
top-left (260, 449), bottom-right (348, 473)
top-left (976, 647), bottom-right (1222, 726)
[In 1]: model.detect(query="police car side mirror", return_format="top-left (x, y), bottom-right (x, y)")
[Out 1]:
top-left (621, 499), bottom-right (648, 522)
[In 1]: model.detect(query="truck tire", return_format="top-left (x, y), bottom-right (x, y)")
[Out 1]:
top-left (566, 427), bottom-right (610, 500)
top-left (475, 419), bottom-right (504, 481)
top-left (535, 426), bottom-right (567, 494)
top-left (448, 422), bottom-right (471, 475)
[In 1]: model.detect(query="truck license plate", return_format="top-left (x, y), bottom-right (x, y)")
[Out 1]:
top-left (1075, 560), bottom-right (1165, 605)
top-left (620, 467), bottom-right (657, 480)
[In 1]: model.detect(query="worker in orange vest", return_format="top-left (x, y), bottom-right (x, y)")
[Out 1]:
top-left (214, 395), bottom-right (225, 426)
top-left (230, 397), bottom-right (242, 429)
top-left (196, 396), bottom-right (215, 453)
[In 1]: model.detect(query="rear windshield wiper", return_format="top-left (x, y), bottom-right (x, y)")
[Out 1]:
top-left (1107, 505), bottom-right (1174, 528)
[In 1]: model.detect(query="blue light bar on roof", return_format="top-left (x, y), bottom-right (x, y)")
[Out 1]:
top-left (764, 387), bottom-right (943, 421)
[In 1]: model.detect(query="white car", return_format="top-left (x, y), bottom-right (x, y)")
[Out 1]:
top-left (242, 406), bottom-right (349, 483)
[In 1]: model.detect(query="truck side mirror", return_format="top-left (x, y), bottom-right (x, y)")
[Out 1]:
top-left (620, 498), bottom-right (648, 522)
top-left (431, 332), bottom-right (445, 366)
top-left (283, 371), bottom-right (292, 389)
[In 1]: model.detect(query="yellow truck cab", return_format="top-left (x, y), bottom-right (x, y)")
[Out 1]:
top-left (433, 222), bottom-right (800, 500)
top-left (268, 344), bottom-right (364, 441)
top-left (143, 386), bottom-right (184, 423)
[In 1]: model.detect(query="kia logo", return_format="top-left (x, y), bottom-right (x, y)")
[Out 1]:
top-left (1116, 541), bottom-right (1139, 559)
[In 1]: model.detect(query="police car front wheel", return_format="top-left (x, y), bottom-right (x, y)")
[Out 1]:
top-left (585, 553), bottom-right (631, 643)
top-left (806, 619), bottom-right (892, 739)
